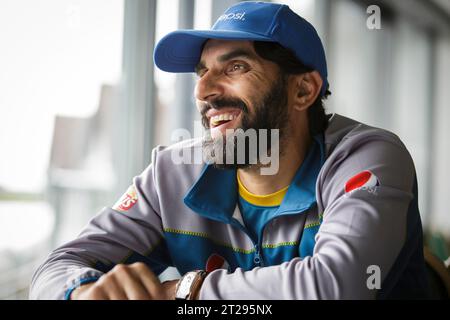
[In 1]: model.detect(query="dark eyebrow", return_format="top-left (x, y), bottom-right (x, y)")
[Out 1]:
top-left (195, 48), bottom-right (257, 75)
top-left (195, 61), bottom-right (206, 75)
top-left (217, 48), bottom-right (257, 63)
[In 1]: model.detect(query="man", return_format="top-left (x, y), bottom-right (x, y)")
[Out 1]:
top-left (31, 2), bottom-right (430, 300)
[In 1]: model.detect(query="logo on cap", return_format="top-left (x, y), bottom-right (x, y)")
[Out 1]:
top-left (217, 12), bottom-right (246, 22)
top-left (113, 185), bottom-right (138, 212)
top-left (345, 170), bottom-right (379, 193)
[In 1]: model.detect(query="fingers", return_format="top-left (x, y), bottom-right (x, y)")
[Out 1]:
top-left (75, 262), bottom-right (165, 300)
top-left (77, 284), bottom-right (109, 300)
top-left (96, 273), bottom-right (127, 300)
top-left (110, 264), bottom-right (152, 300)
top-left (129, 263), bottom-right (165, 300)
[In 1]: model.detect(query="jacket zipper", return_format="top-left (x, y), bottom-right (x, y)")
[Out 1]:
top-left (255, 207), bottom-right (314, 268)
top-left (232, 206), bottom-right (313, 268)
top-left (253, 244), bottom-right (262, 266)
top-left (230, 219), bottom-right (264, 267)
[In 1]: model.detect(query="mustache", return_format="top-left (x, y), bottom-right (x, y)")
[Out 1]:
top-left (199, 98), bottom-right (249, 119)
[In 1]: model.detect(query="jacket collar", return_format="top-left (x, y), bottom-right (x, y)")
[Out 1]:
top-left (184, 134), bottom-right (325, 224)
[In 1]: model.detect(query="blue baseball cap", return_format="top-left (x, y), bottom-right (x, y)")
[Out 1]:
top-left (154, 1), bottom-right (329, 96)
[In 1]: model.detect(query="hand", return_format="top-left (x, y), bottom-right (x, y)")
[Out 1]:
top-left (70, 262), bottom-right (178, 300)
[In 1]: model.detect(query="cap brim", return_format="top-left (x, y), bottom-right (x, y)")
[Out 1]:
top-left (154, 30), bottom-right (273, 73)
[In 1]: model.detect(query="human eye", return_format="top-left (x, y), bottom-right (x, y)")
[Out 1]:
top-left (196, 68), bottom-right (207, 78)
top-left (225, 61), bottom-right (249, 75)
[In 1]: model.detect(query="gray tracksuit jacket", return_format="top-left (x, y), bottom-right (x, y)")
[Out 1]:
top-left (30, 114), bottom-right (431, 299)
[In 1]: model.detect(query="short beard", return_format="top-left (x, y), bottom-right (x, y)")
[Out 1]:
top-left (202, 73), bottom-right (290, 171)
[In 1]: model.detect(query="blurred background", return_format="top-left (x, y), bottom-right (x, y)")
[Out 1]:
top-left (0, 0), bottom-right (449, 299)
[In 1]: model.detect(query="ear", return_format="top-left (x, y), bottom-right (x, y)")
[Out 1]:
top-left (291, 71), bottom-right (323, 112)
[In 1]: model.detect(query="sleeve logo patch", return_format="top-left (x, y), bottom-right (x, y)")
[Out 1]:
top-left (113, 185), bottom-right (138, 212)
top-left (345, 170), bottom-right (379, 193)
top-left (205, 254), bottom-right (230, 273)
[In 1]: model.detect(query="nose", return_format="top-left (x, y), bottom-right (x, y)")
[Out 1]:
top-left (194, 71), bottom-right (224, 103)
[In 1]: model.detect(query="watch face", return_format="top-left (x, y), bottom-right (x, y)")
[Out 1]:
top-left (177, 272), bottom-right (196, 299)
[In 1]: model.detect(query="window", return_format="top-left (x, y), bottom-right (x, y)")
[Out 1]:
top-left (0, 0), bottom-right (124, 299)
top-left (0, 0), bottom-right (123, 193)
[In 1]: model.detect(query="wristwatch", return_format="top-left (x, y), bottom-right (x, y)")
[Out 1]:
top-left (175, 270), bottom-right (207, 300)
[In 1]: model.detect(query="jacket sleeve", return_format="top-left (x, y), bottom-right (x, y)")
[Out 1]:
top-left (30, 151), bottom-right (173, 300)
top-left (199, 133), bottom-right (416, 299)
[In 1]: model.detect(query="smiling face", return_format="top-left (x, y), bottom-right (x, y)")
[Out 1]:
top-left (195, 40), bottom-right (291, 169)
top-left (195, 40), bottom-right (284, 137)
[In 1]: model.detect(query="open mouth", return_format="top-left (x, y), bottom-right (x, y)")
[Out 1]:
top-left (208, 109), bottom-right (242, 129)
top-left (210, 113), bottom-right (239, 128)
top-left (206, 109), bottom-right (242, 138)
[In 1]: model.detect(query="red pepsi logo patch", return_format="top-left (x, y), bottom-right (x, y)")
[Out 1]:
top-left (205, 254), bottom-right (229, 273)
top-left (113, 185), bottom-right (138, 212)
top-left (345, 170), bottom-right (379, 193)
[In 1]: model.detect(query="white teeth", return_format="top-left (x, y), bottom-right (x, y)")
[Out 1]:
top-left (210, 113), bottom-right (237, 126)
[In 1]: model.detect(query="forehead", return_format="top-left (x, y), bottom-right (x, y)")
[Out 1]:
top-left (200, 39), bottom-right (256, 60)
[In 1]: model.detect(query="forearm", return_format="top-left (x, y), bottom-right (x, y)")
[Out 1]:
top-left (200, 188), bottom-right (411, 300)
top-left (199, 255), bottom-right (372, 300)
top-left (30, 203), bottom-right (169, 299)
top-left (30, 258), bottom-right (103, 300)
